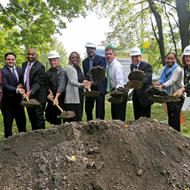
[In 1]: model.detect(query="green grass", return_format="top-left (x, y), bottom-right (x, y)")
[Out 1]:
top-left (0, 102), bottom-right (190, 141)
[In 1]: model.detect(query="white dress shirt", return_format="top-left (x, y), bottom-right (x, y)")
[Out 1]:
top-left (107, 58), bottom-right (126, 89)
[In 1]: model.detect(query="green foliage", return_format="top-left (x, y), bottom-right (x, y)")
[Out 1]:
top-left (0, 0), bottom-right (88, 66)
top-left (91, 0), bottom-right (186, 72)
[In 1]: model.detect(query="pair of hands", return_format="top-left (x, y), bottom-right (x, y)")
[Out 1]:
top-left (154, 81), bottom-right (165, 89)
top-left (83, 80), bottom-right (92, 89)
top-left (47, 91), bottom-right (59, 105)
top-left (154, 81), bottom-right (185, 97)
top-left (17, 84), bottom-right (31, 100)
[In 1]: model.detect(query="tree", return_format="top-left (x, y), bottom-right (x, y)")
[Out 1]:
top-left (0, 0), bottom-right (88, 65)
top-left (93, 0), bottom-right (190, 68)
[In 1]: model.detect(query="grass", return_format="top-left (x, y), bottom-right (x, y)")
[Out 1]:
top-left (0, 102), bottom-right (190, 141)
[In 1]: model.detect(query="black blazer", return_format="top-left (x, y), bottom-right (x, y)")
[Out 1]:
top-left (1, 65), bottom-right (23, 106)
top-left (130, 61), bottom-right (153, 106)
top-left (22, 60), bottom-right (47, 104)
top-left (82, 54), bottom-right (107, 95)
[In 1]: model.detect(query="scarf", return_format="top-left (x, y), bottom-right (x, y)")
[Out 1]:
top-left (159, 63), bottom-right (178, 93)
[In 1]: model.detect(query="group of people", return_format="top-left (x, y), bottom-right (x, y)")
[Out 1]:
top-left (0, 43), bottom-right (190, 139)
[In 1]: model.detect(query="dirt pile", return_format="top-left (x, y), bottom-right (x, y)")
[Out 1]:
top-left (0, 118), bottom-right (190, 190)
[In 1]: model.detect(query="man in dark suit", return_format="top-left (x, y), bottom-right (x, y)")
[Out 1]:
top-left (22, 48), bottom-right (47, 130)
top-left (83, 42), bottom-right (107, 121)
top-left (130, 47), bottom-right (153, 120)
top-left (1, 52), bottom-right (26, 138)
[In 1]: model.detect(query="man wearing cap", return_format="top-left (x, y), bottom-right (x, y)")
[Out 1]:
top-left (83, 42), bottom-right (107, 121)
top-left (22, 48), bottom-right (47, 130)
top-left (45, 50), bottom-right (66, 125)
top-left (130, 47), bottom-right (153, 120)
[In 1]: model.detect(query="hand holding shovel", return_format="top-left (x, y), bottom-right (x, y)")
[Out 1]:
top-left (20, 91), bottom-right (40, 107)
top-left (47, 96), bottom-right (75, 119)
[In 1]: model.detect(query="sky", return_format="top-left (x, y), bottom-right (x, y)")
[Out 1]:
top-left (56, 13), bottom-right (110, 58)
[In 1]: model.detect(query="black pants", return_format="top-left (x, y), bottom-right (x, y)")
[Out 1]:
top-left (85, 94), bottom-right (105, 121)
top-left (1, 104), bottom-right (26, 138)
top-left (27, 103), bottom-right (46, 130)
top-left (166, 97), bottom-right (184, 132)
top-left (133, 94), bottom-right (151, 120)
top-left (111, 95), bottom-right (127, 121)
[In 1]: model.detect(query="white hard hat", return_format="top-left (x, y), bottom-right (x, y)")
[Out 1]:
top-left (130, 47), bottom-right (142, 56)
top-left (85, 42), bottom-right (96, 48)
top-left (183, 45), bottom-right (190, 55)
top-left (48, 50), bottom-right (60, 59)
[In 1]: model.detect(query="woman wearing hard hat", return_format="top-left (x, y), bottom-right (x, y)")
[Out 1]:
top-left (175, 45), bottom-right (190, 97)
top-left (45, 50), bottom-right (66, 125)
top-left (64, 51), bottom-right (91, 121)
top-left (158, 52), bottom-right (184, 132)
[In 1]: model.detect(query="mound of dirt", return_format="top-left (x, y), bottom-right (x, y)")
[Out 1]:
top-left (0, 118), bottom-right (190, 190)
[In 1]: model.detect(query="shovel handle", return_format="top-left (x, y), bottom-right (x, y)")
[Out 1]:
top-left (88, 87), bottom-right (91, 92)
top-left (22, 92), bottom-right (29, 101)
top-left (48, 97), bottom-right (64, 113)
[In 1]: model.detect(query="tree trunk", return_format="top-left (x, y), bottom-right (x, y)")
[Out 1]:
top-left (147, 0), bottom-right (165, 65)
top-left (176, 0), bottom-right (190, 51)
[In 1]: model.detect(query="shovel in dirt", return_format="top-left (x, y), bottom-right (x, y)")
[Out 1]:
top-left (146, 86), bottom-right (180, 103)
top-left (83, 87), bottom-right (100, 97)
top-left (107, 87), bottom-right (129, 104)
top-left (48, 97), bottom-right (75, 119)
top-left (90, 66), bottom-right (105, 83)
top-left (20, 92), bottom-right (41, 108)
top-left (126, 70), bottom-right (145, 89)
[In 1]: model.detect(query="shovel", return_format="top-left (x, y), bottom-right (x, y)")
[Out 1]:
top-left (126, 70), bottom-right (145, 89)
top-left (90, 66), bottom-right (105, 83)
top-left (83, 87), bottom-right (100, 97)
top-left (20, 92), bottom-right (41, 108)
top-left (146, 86), bottom-right (180, 103)
top-left (48, 97), bottom-right (75, 119)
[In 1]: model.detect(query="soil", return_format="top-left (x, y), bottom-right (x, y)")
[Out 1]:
top-left (0, 118), bottom-right (190, 190)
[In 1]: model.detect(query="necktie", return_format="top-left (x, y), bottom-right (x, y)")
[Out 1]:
top-left (26, 63), bottom-right (31, 91)
top-left (12, 68), bottom-right (18, 82)
top-left (89, 58), bottom-right (93, 71)
top-left (106, 64), bottom-right (111, 92)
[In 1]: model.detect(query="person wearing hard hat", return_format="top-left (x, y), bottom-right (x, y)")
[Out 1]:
top-left (45, 50), bottom-right (66, 125)
top-left (130, 47), bottom-right (153, 120)
top-left (176, 45), bottom-right (190, 97)
top-left (82, 42), bottom-right (107, 121)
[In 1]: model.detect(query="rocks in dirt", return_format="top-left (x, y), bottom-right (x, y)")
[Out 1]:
top-left (0, 119), bottom-right (190, 189)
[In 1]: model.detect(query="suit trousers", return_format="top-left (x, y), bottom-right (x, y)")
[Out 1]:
top-left (133, 93), bottom-right (151, 120)
top-left (27, 103), bottom-right (46, 130)
top-left (85, 94), bottom-right (105, 121)
top-left (166, 97), bottom-right (184, 132)
top-left (1, 104), bottom-right (26, 138)
top-left (111, 95), bottom-right (127, 121)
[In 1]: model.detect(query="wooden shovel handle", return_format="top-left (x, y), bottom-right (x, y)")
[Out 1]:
top-left (22, 92), bottom-right (29, 101)
top-left (48, 97), bottom-right (64, 113)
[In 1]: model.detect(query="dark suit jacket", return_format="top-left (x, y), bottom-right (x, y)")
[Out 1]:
top-left (82, 54), bottom-right (107, 95)
top-left (22, 60), bottom-right (47, 104)
top-left (130, 61), bottom-right (153, 106)
top-left (1, 65), bottom-right (23, 107)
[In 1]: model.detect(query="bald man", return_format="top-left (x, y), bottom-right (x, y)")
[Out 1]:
top-left (22, 48), bottom-right (47, 130)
